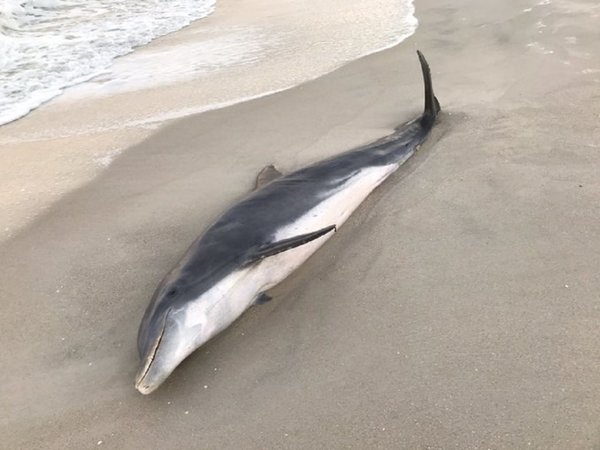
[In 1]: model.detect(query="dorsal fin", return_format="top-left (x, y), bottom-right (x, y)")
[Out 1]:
top-left (245, 225), bottom-right (336, 266)
top-left (255, 165), bottom-right (283, 190)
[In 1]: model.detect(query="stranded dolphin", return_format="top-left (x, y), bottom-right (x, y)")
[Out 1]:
top-left (135, 51), bottom-right (440, 394)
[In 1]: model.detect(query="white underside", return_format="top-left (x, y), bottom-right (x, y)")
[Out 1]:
top-left (263, 163), bottom-right (400, 287)
top-left (179, 163), bottom-right (399, 357)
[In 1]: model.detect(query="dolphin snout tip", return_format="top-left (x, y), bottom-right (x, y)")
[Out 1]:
top-left (135, 376), bottom-right (157, 395)
top-left (135, 385), bottom-right (152, 395)
top-left (135, 363), bottom-right (158, 395)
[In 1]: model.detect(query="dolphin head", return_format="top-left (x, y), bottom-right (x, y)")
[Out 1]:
top-left (135, 277), bottom-right (193, 394)
top-left (135, 259), bottom-right (251, 394)
top-left (134, 262), bottom-right (228, 394)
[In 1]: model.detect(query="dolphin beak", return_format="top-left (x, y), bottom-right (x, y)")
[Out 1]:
top-left (135, 313), bottom-right (168, 395)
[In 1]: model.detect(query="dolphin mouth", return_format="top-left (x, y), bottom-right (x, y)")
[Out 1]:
top-left (135, 311), bottom-right (169, 395)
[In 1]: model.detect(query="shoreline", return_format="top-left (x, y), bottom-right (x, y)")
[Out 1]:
top-left (0, 0), bottom-right (416, 244)
top-left (2, 0), bottom-right (600, 448)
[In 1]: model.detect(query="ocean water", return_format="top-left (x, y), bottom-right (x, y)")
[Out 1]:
top-left (0, 0), bottom-right (215, 125)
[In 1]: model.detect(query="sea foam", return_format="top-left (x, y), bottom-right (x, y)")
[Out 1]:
top-left (0, 0), bottom-right (215, 125)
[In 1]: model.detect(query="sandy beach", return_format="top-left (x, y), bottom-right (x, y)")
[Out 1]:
top-left (2, 0), bottom-right (600, 448)
top-left (0, 0), bottom-right (415, 244)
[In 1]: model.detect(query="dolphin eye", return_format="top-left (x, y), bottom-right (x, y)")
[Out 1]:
top-left (166, 287), bottom-right (178, 298)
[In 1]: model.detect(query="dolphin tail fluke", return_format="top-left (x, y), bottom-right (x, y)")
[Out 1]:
top-left (416, 50), bottom-right (440, 127)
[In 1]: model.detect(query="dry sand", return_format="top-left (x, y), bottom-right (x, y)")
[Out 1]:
top-left (2, 0), bottom-right (600, 448)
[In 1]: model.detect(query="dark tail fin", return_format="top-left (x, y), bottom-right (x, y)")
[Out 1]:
top-left (417, 50), bottom-right (440, 127)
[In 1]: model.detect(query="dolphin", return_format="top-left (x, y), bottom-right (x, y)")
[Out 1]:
top-left (135, 51), bottom-right (441, 394)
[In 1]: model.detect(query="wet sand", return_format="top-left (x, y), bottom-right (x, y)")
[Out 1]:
top-left (2, 0), bottom-right (600, 448)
